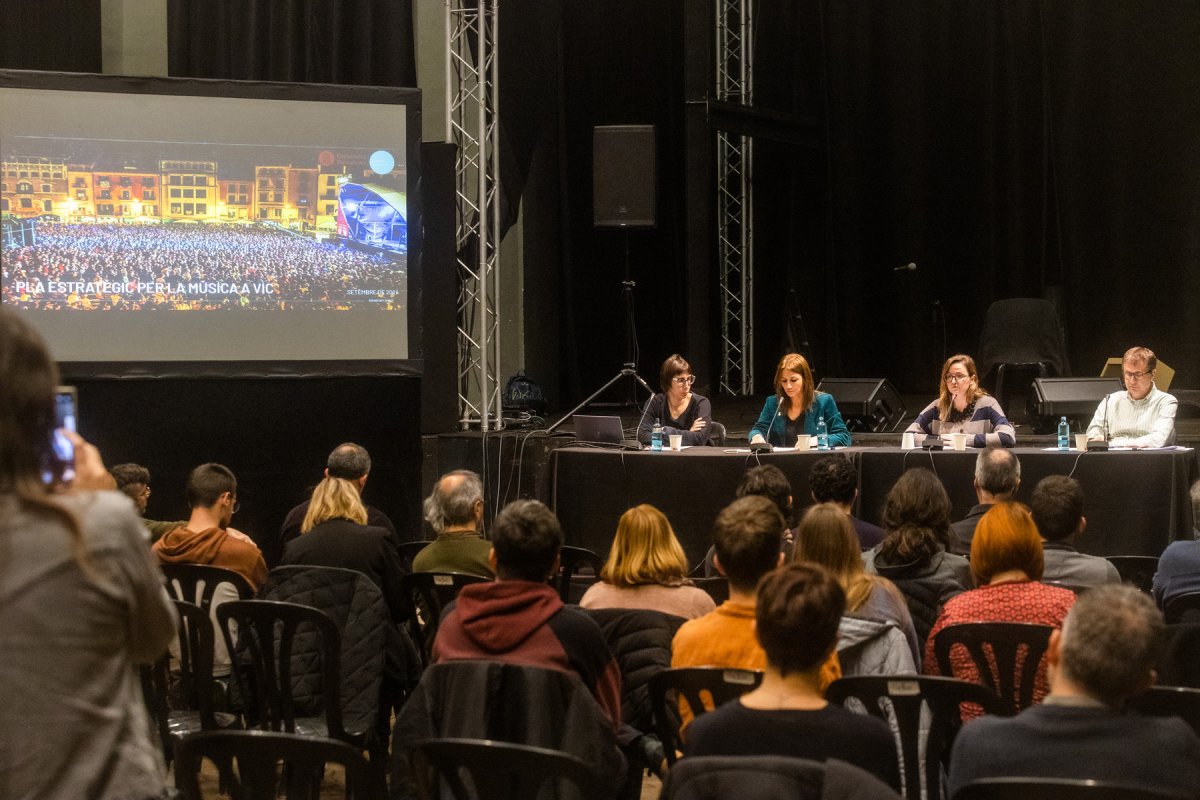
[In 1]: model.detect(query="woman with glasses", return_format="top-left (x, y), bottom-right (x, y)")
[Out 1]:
top-left (749, 352), bottom-right (852, 448)
top-left (636, 353), bottom-right (713, 446)
top-left (906, 354), bottom-right (1015, 447)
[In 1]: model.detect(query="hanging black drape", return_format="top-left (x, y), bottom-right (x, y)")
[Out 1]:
top-left (167, 0), bottom-right (415, 87)
top-left (0, 0), bottom-right (101, 72)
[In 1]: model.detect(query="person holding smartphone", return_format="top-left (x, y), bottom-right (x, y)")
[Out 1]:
top-left (0, 308), bottom-right (176, 799)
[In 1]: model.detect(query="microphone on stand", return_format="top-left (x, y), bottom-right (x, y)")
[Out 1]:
top-left (634, 389), bottom-right (657, 448)
top-left (1088, 393), bottom-right (1111, 451)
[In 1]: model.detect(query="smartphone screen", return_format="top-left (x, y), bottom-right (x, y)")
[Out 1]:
top-left (51, 386), bottom-right (77, 483)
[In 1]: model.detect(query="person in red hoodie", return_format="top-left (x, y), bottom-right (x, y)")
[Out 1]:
top-left (152, 462), bottom-right (268, 591)
top-left (432, 498), bottom-right (622, 733)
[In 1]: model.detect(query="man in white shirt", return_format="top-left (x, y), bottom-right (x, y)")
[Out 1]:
top-left (1086, 346), bottom-right (1177, 449)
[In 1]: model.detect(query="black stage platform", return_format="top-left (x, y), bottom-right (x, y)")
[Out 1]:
top-left (422, 393), bottom-right (1200, 563)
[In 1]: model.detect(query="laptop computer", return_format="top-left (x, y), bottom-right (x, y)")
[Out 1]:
top-left (573, 414), bottom-right (629, 446)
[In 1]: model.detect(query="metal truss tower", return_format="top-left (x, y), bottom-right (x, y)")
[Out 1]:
top-left (449, 0), bottom-right (503, 430)
top-left (716, 0), bottom-right (755, 395)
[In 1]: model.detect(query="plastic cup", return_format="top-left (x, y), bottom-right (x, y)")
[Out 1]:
top-left (669, 434), bottom-right (683, 451)
top-left (1075, 433), bottom-right (1089, 451)
top-left (901, 431), bottom-right (915, 450)
top-left (952, 433), bottom-right (968, 451)
top-left (794, 434), bottom-right (811, 450)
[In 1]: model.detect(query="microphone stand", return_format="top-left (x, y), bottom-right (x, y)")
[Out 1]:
top-left (547, 230), bottom-right (655, 434)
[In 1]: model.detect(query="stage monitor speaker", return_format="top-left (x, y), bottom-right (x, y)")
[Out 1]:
top-left (816, 378), bottom-right (907, 433)
top-left (593, 125), bottom-right (657, 228)
top-left (1026, 377), bottom-right (1123, 434)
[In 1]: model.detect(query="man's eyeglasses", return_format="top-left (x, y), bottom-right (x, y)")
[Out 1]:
top-left (672, 375), bottom-right (696, 386)
top-left (1124, 370), bottom-right (1153, 381)
top-left (945, 374), bottom-right (971, 384)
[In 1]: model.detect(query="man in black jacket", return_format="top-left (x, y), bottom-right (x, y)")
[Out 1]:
top-left (279, 442), bottom-right (399, 549)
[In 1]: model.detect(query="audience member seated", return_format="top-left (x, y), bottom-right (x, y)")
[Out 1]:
top-left (793, 504), bottom-right (919, 672)
top-left (432, 499), bottom-right (622, 733)
top-left (579, 504), bottom-right (716, 620)
top-left (947, 585), bottom-right (1200, 798)
top-left (110, 462), bottom-right (185, 542)
top-left (413, 469), bottom-right (494, 578)
top-left (1152, 479), bottom-right (1200, 607)
top-left (1085, 346), bottom-right (1178, 449)
top-left (635, 353), bottom-right (712, 446)
top-left (152, 463), bottom-right (268, 591)
top-left (809, 454), bottom-right (885, 550)
top-left (674, 497), bottom-right (840, 704)
top-left (749, 352), bottom-right (852, 448)
top-left (864, 467), bottom-right (972, 645)
top-left (1030, 475), bottom-right (1119, 587)
top-left (950, 446), bottom-right (1021, 555)
top-left (279, 442), bottom-right (398, 549)
top-left (0, 308), bottom-right (176, 799)
top-left (704, 464), bottom-right (797, 576)
top-left (925, 503), bottom-right (1075, 711)
top-left (906, 353), bottom-right (1016, 447)
top-left (686, 563), bottom-right (901, 791)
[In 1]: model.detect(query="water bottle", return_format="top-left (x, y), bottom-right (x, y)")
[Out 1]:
top-left (816, 415), bottom-right (830, 450)
top-left (1057, 416), bottom-right (1070, 451)
top-left (651, 419), bottom-right (663, 451)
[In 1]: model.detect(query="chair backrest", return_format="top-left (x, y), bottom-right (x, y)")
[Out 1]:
top-left (409, 737), bottom-right (606, 800)
top-left (649, 667), bottom-right (763, 766)
top-left (976, 298), bottom-right (1069, 380)
top-left (553, 546), bottom-right (604, 603)
top-left (826, 675), bottom-right (1004, 800)
top-left (932, 622), bottom-right (1055, 716)
top-left (398, 540), bottom-right (433, 574)
top-left (659, 755), bottom-right (828, 800)
top-left (689, 577), bottom-right (730, 606)
top-left (1104, 556), bottom-right (1158, 594)
top-left (586, 608), bottom-right (686, 731)
top-left (172, 598), bottom-right (222, 730)
top-left (1163, 591), bottom-right (1200, 625)
top-left (1157, 623), bottom-right (1200, 688)
top-left (706, 421), bottom-right (727, 446)
top-left (953, 777), bottom-right (1187, 800)
top-left (162, 563), bottom-right (255, 609)
top-left (402, 572), bottom-right (491, 658)
top-left (1128, 685), bottom-right (1200, 738)
top-left (174, 729), bottom-right (376, 800)
top-left (216, 599), bottom-right (351, 740)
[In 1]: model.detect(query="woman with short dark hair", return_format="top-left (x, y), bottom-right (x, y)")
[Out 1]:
top-left (635, 354), bottom-right (712, 446)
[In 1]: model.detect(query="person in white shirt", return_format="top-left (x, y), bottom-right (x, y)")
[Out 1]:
top-left (1085, 346), bottom-right (1177, 449)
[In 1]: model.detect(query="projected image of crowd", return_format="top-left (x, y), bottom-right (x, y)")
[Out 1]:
top-left (1, 223), bottom-right (405, 310)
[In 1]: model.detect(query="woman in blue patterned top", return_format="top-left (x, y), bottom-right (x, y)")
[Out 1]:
top-left (906, 354), bottom-right (1015, 447)
top-left (749, 353), bottom-right (851, 448)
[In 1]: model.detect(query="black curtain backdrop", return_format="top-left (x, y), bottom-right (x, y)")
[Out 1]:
top-left (167, 0), bottom-right (415, 87)
top-left (0, 0), bottom-right (101, 72)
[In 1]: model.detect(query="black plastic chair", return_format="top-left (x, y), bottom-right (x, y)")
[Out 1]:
top-left (706, 421), bottom-right (727, 446)
top-left (1157, 623), bottom-right (1200, 688)
top-left (408, 737), bottom-right (607, 800)
top-left (1105, 556), bottom-right (1158, 594)
top-left (648, 667), bottom-right (763, 766)
top-left (660, 755), bottom-right (889, 800)
top-left (1163, 591), bottom-right (1200, 624)
top-left (690, 577), bottom-right (730, 606)
top-left (826, 675), bottom-right (1004, 800)
top-left (161, 562), bottom-right (255, 607)
top-left (401, 572), bottom-right (491, 659)
top-left (175, 729), bottom-right (377, 800)
top-left (553, 545), bottom-right (604, 603)
top-left (932, 622), bottom-right (1055, 716)
top-left (976, 298), bottom-right (1069, 416)
top-left (1128, 685), bottom-right (1200, 738)
top-left (398, 541), bottom-right (433, 574)
top-left (953, 777), bottom-right (1187, 800)
top-left (216, 599), bottom-right (386, 791)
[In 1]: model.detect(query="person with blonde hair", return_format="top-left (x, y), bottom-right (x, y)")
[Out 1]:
top-left (924, 502), bottom-right (1076, 714)
top-left (793, 503), bottom-right (919, 672)
top-left (749, 353), bottom-right (851, 448)
top-left (580, 504), bottom-right (715, 620)
top-left (906, 353), bottom-right (1015, 447)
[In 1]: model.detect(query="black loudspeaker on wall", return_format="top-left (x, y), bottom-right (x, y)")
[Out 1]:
top-left (816, 378), bottom-right (907, 433)
top-left (1026, 377), bottom-right (1122, 434)
top-left (593, 125), bottom-right (657, 228)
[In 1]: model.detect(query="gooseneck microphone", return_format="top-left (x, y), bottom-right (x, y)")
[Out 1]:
top-left (1087, 393), bottom-right (1111, 451)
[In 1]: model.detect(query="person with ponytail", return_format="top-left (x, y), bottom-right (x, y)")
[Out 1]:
top-left (0, 308), bottom-right (176, 799)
